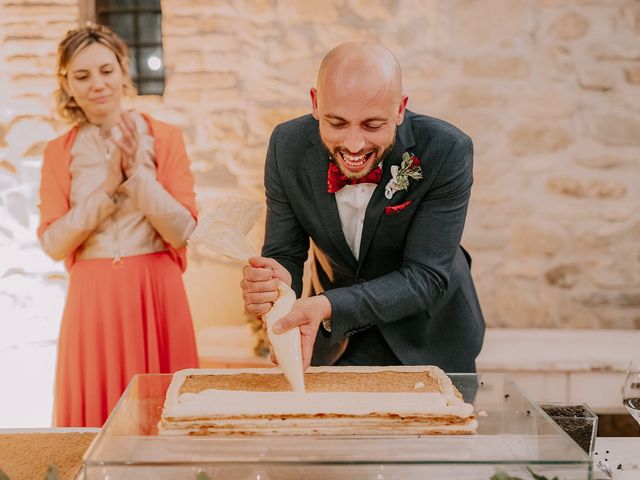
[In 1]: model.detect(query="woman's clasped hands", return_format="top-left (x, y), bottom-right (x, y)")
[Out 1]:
top-left (102, 112), bottom-right (140, 197)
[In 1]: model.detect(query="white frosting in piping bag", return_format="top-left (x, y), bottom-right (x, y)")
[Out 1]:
top-left (263, 281), bottom-right (305, 392)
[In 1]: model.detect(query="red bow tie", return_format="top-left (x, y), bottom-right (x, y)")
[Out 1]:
top-left (327, 163), bottom-right (382, 193)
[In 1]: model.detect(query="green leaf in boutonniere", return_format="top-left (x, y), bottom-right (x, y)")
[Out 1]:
top-left (0, 469), bottom-right (11, 480)
top-left (384, 152), bottom-right (423, 200)
top-left (196, 471), bottom-right (210, 480)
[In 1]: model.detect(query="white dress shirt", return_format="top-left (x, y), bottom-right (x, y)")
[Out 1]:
top-left (322, 165), bottom-right (382, 332)
top-left (334, 183), bottom-right (377, 260)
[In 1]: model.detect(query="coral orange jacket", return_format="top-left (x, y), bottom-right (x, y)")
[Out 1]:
top-left (38, 113), bottom-right (197, 272)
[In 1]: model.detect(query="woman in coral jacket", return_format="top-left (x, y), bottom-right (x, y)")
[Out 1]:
top-left (38, 24), bottom-right (199, 427)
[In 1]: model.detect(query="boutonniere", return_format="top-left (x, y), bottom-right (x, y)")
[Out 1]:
top-left (384, 152), bottom-right (423, 199)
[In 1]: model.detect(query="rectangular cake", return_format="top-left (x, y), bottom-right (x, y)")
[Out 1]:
top-left (158, 365), bottom-right (477, 436)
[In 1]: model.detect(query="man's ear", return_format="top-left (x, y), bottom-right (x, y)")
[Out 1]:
top-left (310, 88), bottom-right (319, 120)
top-left (396, 95), bottom-right (408, 125)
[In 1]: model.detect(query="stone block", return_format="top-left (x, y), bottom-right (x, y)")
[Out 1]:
top-left (259, 107), bottom-right (310, 135)
top-left (512, 86), bottom-right (577, 118)
top-left (1, 4), bottom-right (77, 22)
top-left (243, 0), bottom-right (278, 17)
top-left (623, 65), bottom-right (640, 84)
top-left (546, 176), bottom-right (627, 199)
top-left (452, 0), bottom-right (533, 46)
top-left (462, 230), bottom-right (510, 251)
top-left (493, 280), bottom-right (554, 328)
top-left (573, 154), bottom-right (632, 169)
top-left (195, 164), bottom-right (238, 189)
top-left (5, 118), bottom-right (56, 153)
top-left (588, 268), bottom-right (636, 290)
top-left (164, 33), bottom-right (237, 55)
top-left (497, 259), bottom-right (544, 279)
top-left (166, 71), bottom-right (237, 92)
top-left (556, 297), bottom-right (599, 328)
top-left (281, 0), bottom-right (341, 23)
top-left (589, 38), bottom-right (640, 61)
top-left (620, 1), bottom-right (640, 34)
top-left (349, 0), bottom-right (398, 21)
top-left (507, 124), bottom-right (573, 155)
top-left (441, 111), bottom-right (502, 144)
top-left (589, 113), bottom-right (640, 146)
top-left (543, 45), bottom-right (575, 77)
top-left (545, 264), bottom-right (581, 289)
top-left (162, 16), bottom-right (200, 36)
top-left (448, 85), bottom-right (505, 108)
top-left (548, 11), bottom-right (589, 41)
top-left (511, 222), bottom-right (567, 257)
top-left (462, 57), bottom-right (530, 79)
top-left (599, 204), bottom-right (635, 222)
top-left (5, 55), bottom-right (55, 76)
top-left (577, 66), bottom-right (615, 91)
top-left (2, 39), bottom-right (57, 57)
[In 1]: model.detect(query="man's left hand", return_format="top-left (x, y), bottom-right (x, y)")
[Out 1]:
top-left (272, 295), bottom-right (332, 370)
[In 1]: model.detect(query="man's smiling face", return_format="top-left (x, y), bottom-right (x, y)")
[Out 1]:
top-left (310, 47), bottom-right (407, 180)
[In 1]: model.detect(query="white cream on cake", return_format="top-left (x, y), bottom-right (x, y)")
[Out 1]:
top-left (159, 366), bottom-right (478, 436)
top-left (263, 281), bottom-right (305, 392)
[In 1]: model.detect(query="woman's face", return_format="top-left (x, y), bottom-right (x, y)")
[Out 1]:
top-left (64, 42), bottom-right (125, 124)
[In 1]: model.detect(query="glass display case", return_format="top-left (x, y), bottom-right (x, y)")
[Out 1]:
top-left (78, 373), bottom-right (594, 479)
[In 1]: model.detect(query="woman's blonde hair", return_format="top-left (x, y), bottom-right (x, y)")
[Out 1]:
top-left (55, 23), bottom-right (136, 124)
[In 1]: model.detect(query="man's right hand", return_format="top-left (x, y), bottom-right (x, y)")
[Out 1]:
top-left (240, 256), bottom-right (292, 316)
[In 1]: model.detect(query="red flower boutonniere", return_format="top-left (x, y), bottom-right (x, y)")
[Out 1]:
top-left (384, 152), bottom-right (423, 199)
top-left (384, 200), bottom-right (413, 215)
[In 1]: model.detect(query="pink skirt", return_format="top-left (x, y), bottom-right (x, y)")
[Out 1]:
top-left (54, 251), bottom-right (199, 427)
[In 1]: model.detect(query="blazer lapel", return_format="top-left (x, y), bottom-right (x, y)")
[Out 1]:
top-left (357, 119), bottom-right (416, 271)
top-left (306, 144), bottom-right (358, 270)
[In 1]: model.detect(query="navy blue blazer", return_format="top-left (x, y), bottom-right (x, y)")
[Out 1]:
top-left (261, 111), bottom-right (485, 373)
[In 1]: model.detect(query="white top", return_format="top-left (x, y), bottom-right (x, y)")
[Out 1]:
top-left (335, 182), bottom-right (377, 260)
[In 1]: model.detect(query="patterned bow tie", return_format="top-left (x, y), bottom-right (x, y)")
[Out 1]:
top-left (327, 163), bottom-right (382, 193)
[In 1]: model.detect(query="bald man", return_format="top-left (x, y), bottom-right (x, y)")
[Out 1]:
top-left (241, 42), bottom-right (485, 373)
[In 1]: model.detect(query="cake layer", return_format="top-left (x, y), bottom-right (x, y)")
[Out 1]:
top-left (179, 370), bottom-right (445, 394)
top-left (159, 417), bottom-right (479, 436)
top-left (159, 366), bottom-right (477, 436)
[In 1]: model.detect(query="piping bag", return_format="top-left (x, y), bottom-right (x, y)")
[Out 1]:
top-left (189, 197), bottom-right (305, 392)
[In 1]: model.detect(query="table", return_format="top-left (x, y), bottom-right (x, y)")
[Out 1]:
top-left (593, 437), bottom-right (640, 479)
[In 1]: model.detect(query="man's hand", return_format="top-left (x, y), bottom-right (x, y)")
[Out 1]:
top-left (240, 256), bottom-right (291, 316)
top-left (272, 295), bottom-right (332, 370)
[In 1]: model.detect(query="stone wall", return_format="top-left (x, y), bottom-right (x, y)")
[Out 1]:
top-left (1, 0), bottom-right (639, 352)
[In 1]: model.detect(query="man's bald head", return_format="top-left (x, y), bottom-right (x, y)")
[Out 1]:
top-left (316, 42), bottom-right (403, 103)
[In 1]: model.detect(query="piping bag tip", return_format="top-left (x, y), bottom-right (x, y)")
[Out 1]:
top-left (265, 282), bottom-right (306, 393)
